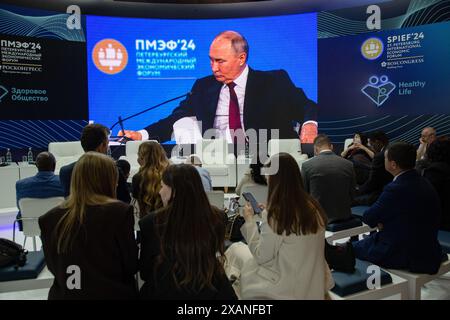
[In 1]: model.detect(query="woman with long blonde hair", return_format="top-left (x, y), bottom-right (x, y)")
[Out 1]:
top-left (131, 141), bottom-right (169, 218)
top-left (39, 152), bottom-right (138, 299)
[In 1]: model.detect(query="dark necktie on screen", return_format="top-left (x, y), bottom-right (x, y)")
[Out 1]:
top-left (227, 82), bottom-right (245, 143)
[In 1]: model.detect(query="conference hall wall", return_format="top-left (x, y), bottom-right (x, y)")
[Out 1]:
top-left (317, 0), bottom-right (450, 144)
top-left (0, 0), bottom-right (449, 153)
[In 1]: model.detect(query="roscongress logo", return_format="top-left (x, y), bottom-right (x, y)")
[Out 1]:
top-left (361, 37), bottom-right (384, 60)
top-left (0, 85), bottom-right (8, 102)
top-left (92, 39), bottom-right (128, 74)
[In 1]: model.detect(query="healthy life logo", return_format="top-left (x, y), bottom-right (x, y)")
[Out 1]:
top-left (361, 75), bottom-right (396, 107)
top-left (0, 85), bottom-right (8, 102)
top-left (361, 37), bottom-right (384, 60)
top-left (92, 39), bottom-right (128, 74)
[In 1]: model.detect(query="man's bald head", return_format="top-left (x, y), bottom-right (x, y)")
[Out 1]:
top-left (36, 152), bottom-right (56, 172)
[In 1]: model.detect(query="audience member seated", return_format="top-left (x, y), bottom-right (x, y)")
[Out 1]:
top-left (116, 159), bottom-right (132, 203)
top-left (15, 152), bottom-right (64, 231)
top-left (131, 141), bottom-right (169, 218)
top-left (421, 137), bottom-right (450, 231)
top-left (39, 152), bottom-right (138, 299)
top-left (417, 126), bottom-right (436, 161)
top-left (353, 142), bottom-right (443, 274)
top-left (354, 131), bottom-right (393, 205)
top-left (59, 123), bottom-right (130, 203)
top-left (302, 134), bottom-right (356, 223)
top-left (235, 159), bottom-right (267, 196)
top-left (225, 153), bottom-right (334, 299)
top-left (341, 132), bottom-right (374, 185)
top-left (139, 164), bottom-right (237, 300)
top-left (185, 154), bottom-right (213, 192)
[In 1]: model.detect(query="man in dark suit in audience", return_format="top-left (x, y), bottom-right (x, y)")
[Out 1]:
top-left (354, 131), bottom-right (393, 205)
top-left (15, 152), bottom-right (64, 231)
top-left (59, 124), bottom-right (131, 203)
top-left (353, 142), bottom-right (443, 274)
top-left (301, 134), bottom-right (356, 223)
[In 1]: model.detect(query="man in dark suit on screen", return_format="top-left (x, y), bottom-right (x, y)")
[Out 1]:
top-left (120, 30), bottom-right (317, 144)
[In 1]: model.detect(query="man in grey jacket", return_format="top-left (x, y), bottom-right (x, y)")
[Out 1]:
top-left (301, 134), bottom-right (356, 223)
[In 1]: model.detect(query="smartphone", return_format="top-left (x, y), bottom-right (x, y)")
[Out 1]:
top-left (242, 192), bottom-right (262, 215)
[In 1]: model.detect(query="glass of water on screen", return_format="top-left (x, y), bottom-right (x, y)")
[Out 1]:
top-left (22, 156), bottom-right (28, 163)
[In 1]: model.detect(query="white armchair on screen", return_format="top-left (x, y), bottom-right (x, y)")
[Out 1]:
top-left (48, 141), bottom-right (84, 174)
top-left (267, 138), bottom-right (308, 169)
top-left (119, 140), bottom-right (158, 182)
top-left (195, 139), bottom-right (236, 188)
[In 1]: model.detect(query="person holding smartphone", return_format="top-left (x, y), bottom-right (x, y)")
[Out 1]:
top-left (224, 152), bottom-right (334, 299)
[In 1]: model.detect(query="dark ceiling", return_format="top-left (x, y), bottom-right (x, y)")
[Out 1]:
top-left (115, 0), bottom-right (271, 2)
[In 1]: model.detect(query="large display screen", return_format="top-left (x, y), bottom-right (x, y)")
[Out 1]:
top-left (86, 13), bottom-right (318, 141)
top-left (318, 21), bottom-right (450, 118)
top-left (0, 4), bottom-right (88, 149)
top-left (1, 0), bottom-right (449, 150)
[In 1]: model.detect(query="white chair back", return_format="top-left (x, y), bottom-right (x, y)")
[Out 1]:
top-left (268, 139), bottom-right (301, 156)
top-left (19, 197), bottom-right (65, 237)
top-left (239, 184), bottom-right (268, 206)
top-left (206, 191), bottom-right (225, 209)
top-left (196, 139), bottom-right (228, 165)
top-left (48, 141), bottom-right (84, 173)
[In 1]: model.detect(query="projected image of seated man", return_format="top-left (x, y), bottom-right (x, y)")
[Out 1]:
top-left (119, 30), bottom-right (317, 145)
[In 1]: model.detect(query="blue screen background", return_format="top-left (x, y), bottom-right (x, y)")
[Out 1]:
top-left (86, 13), bottom-right (317, 134)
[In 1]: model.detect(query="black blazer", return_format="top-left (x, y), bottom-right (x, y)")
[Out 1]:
top-left (144, 68), bottom-right (314, 142)
top-left (39, 202), bottom-right (138, 299)
top-left (138, 212), bottom-right (237, 300)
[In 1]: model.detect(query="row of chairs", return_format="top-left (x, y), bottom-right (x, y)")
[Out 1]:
top-left (9, 192), bottom-right (450, 299)
top-left (11, 184), bottom-right (266, 253)
top-left (47, 138), bottom-right (308, 187)
top-left (325, 206), bottom-right (450, 300)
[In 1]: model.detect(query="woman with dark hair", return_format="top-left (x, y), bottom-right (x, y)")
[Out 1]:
top-left (225, 153), bottom-right (334, 299)
top-left (235, 159), bottom-right (267, 196)
top-left (422, 136), bottom-right (450, 231)
top-left (138, 164), bottom-right (237, 300)
top-left (341, 133), bottom-right (374, 185)
top-left (39, 152), bottom-right (138, 299)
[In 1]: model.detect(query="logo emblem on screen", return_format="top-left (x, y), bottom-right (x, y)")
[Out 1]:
top-left (361, 75), bottom-right (396, 107)
top-left (0, 85), bottom-right (8, 102)
top-left (361, 38), bottom-right (383, 60)
top-left (92, 39), bottom-right (128, 74)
